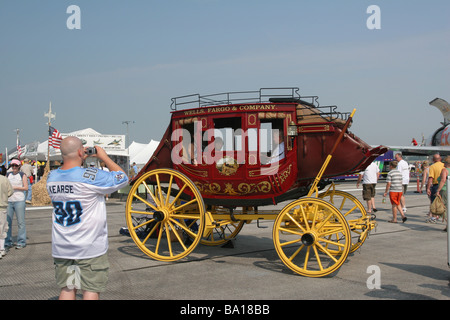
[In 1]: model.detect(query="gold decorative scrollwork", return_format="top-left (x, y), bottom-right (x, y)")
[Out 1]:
top-left (195, 182), bottom-right (221, 194)
top-left (194, 181), bottom-right (272, 196)
top-left (237, 181), bottom-right (272, 194)
top-left (279, 164), bottom-right (293, 184)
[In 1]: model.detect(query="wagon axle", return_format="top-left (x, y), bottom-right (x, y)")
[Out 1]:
top-left (301, 233), bottom-right (316, 247)
top-left (153, 210), bottom-right (166, 222)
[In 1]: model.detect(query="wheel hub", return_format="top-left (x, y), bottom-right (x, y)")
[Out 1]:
top-left (153, 208), bottom-right (170, 222)
top-left (301, 233), bottom-right (316, 246)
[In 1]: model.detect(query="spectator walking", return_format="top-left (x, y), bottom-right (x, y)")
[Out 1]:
top-left (426, 153), bottom-right (444, 223)
top-left (395, 153), bottom-right (409, 213)
top-left (383, 161), bottom-right (407, 223)
top-left (356, 161), bottom-right (380, 213)
top-left (435, 156), bottom-right (450, 231)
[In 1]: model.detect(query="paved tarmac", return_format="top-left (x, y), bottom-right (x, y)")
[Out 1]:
top-left (1, 180), bottom-right (449, 304)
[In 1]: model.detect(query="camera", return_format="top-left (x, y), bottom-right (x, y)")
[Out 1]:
top-left (86, 147), bottom-right (97, 155)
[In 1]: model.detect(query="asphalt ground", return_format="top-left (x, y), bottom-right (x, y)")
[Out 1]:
top-left (1, 180), bottom-right (449, 308)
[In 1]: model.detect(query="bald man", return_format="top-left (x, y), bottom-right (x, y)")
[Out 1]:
top-left (47, 136), bottom-right (128, 300)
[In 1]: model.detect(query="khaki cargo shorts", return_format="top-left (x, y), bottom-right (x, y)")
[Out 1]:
top-left (54, 253), bottom-right (110, 293)
top-left (0, 209), bottom-right (8, 239)
top-left (362, 184), bottom-right (376, 201)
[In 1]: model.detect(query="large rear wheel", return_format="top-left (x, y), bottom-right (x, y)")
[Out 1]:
top-left (125, 169), bottom-right (205, 261)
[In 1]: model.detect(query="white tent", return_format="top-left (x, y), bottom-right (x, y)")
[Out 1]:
top-left (129, 140), bottom-right (160, 167)
top-left (128, 141), bottom-right (148, 161)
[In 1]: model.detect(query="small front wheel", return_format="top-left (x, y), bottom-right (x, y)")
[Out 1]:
top-left (273, 198), bottom-right (351, 277)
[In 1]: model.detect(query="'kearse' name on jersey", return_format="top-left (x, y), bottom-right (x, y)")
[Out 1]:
top-left (48, 184), bottom-right (74, 194)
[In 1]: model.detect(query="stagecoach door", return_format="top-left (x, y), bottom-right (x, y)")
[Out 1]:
top-left (207, 116), bottom-right (244, 177)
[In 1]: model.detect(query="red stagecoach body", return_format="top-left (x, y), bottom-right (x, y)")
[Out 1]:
top-left (132, 88), bottom-right (387, 207)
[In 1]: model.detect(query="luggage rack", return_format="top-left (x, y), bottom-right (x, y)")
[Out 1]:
top-left (170, 87), bottom-right (350, 122)
top-left (170, 87), bottom-right (313, 110)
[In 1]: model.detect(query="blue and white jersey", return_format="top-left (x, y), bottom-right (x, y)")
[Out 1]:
top-left (47, 166), bottom-right (128, 259)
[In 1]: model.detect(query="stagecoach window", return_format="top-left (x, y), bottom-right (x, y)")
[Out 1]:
top-left (213, 117), bottom-right (242, 151)
top-left (180, 122), bottom-right (203, 165)
top-left (260, 119), bottom-right (285, 164)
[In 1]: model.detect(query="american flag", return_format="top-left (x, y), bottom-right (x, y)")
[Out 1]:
top-left (49, 126), bottom-right (63, 149)
top-left (17, 141), bottom-right (23, 159)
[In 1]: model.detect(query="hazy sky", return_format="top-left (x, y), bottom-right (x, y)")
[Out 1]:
top-left (1, 0), bottom-right (449, 153)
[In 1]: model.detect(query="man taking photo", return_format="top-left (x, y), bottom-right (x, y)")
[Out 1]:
top-left (47, 136), bottom-right (128, 300)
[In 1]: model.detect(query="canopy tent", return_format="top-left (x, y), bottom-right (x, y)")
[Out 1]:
top-left (129, 139), bottom-right (159, 167)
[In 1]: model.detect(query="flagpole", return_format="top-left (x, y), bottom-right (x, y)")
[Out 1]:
top-left (47, 127), bottom-right (50, 162)
top-left (44, 101), bottom-right (55, 163)
top-left (15, 128), bottom-right (20, 160)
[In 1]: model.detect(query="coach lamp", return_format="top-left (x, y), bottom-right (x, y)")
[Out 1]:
top-left (287, 121), bottom-right (298, 150)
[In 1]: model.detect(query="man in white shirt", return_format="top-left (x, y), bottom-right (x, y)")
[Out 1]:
top-left (357, 161), bottom-right (380, 213)
top-left (395, 153), bottom-right (410, 213)
top-left (0, 171), bottom-right (13, 258)
top-left (47, 137), bottom-right (128, 300)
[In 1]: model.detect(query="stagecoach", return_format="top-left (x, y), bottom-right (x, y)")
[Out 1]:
top-left (125, 87), bottom-right (387, 277)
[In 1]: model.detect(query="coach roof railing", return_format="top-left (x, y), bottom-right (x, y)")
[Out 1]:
top-left (170, 87), bottom-right (315, 110)
top-left (170, 87), bottom-right (349, 122)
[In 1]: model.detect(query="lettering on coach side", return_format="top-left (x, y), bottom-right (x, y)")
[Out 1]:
top-left (182, 104), bottom-right (276, 116)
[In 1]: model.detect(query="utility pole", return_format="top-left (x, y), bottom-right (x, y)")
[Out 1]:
top-left (14, 128), bottom-right (20, 160)
top-left (122, 120), bottom-right (135, 176)
top-left (122, 120), bottom-right (135, 149)
top-left (44, 101), bottom-right (56, 162)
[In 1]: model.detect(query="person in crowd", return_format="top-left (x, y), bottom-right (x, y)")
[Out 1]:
top-left (261, 129), bottom-right (285, 164)
top-left (395, 153), bottom-right (409, 213)
top-left (383, 161), bottom-right (407, 223)
top-left (132, 162), bottom-right (138, 175)
top-left (5, 158), bottom-right (29, 250)
top-left (47, 136), bottom-right (128, 300)
top-left (99, 161), bottom-right (110, 200)
top-left (426, 153), bottom-right (444, 223)
top-left (21, 158), bottom-right (34, 204)
top-left (356, 161), bottom-right (380, 213)
top-left (435, 156), bottom-right (449, 231)
top-left (0, 168), bottom-right (13, 258)
top-left (419, 161), bottom-right (430, 193)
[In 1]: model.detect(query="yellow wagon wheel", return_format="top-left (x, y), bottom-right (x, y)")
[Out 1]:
top-left (201, 218), bottom-right (245, 246)
top-left (318, 190), bottom-right (369, 253)
top-left (273, 198), bottom-right (351, 277)
top-left (182, 205), bottom-right (245, 246)
top-left (125, 169), bottom-right (205, 261)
